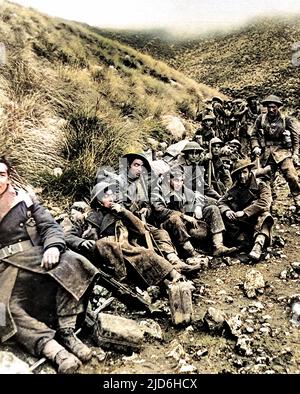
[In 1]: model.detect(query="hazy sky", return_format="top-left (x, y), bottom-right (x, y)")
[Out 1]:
top-left (10, 0), bottom-right (300, 33)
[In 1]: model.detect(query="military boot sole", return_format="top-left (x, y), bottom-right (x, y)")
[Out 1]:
top-left (55, 350), bottom-right (82, 374)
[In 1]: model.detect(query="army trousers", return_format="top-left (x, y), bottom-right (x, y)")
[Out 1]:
top-left (10, 270), bottom-right (84, 357)
top-left (162, 204), bottom-right (225, 246)
top-left (267, 157), bottom-right (300, 197)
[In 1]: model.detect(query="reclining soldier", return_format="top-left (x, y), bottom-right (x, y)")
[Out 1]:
top-left (0, 157), bottom-right (99, 374)
top-left (64, 181), bottom-right (195, 323)
top-left (96, 152), bottom-right (200, 273)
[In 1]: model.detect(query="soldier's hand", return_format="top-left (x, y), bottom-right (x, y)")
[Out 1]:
top-left (183, 214), bottom-right (198, 228)
top-left (81, 240), bottom-right (96, 250)
top-left (253, 147), bottom-right (261, 157)
top-left (139, 207), bottom-right (149, 218)
top-left (194, 206), bottom-right (203, 220)
top-left (110, 203), bottom-right (123, 213)
top-left (225, 210), bottom-right (236, 221)
top-left (235, 211), bottom-right (245, 218)
top-left (41, 247), bottom-right (60, 270)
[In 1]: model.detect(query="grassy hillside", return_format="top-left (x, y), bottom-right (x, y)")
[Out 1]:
top-left (172, 17), bottom-right (300, 107)
top-left (100, 17), bottom-right (300, 110)
top-left (0, 1), bottom-right (220, 203)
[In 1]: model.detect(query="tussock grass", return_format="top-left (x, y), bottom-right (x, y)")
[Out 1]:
top-left (1, 1), bottom-right (221, 203)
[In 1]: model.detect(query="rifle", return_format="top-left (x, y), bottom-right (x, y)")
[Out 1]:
top-left (97, 268), bottom-right (162, 314)
top-left (255, 155), bottom-right (261, 170)
top-left (141, 213), bottom-right (154, 250)
top-left (208, 141), bottom-right (212, 187)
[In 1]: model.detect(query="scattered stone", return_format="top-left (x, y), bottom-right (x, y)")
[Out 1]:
top-left (166, 340), bottom-right (186, 361)
top-left (203, 307), bottom-right (227, 334)
top-left (290, 302), bottom-right (300, 327)
top-left (225, 314), bottom-right (243, 338)
top-left (195, 347), bottom-right (208, 358)
top-left (225, 296), bottom-right (234, 304)
top-left (139, 319), bottom-right (163, 340)
top-left (235, 335), bottom-right (253, 356)
top-left (244, 269), bottom-right (265, 298)
top-left (217, 290), bottom-right (227, 296)
top-left (279, 270), bottom-right (288, 280)
top-left (262, 315), bottom-right (272, 321)
top-left (259, 327), bottom-right (271, 334)
top-left (245, 326), bottom-right (254, 334)
top-left (0, 352), bottom-right (32, 374)
top-left (185, 325), bottom-right (194, 332)
top-left (176, 359), bottom-right (197, 374)
top-left (291, 262), bottom-right (300, 272)
top-left (231, 356), bottom-right (246, 368)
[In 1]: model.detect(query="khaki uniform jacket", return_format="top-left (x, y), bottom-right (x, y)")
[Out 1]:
top-left (65, 206), bottom-right (172, 286)
top-left (0, 189), bottom-right (98, 343)
top-left (250, 113), bottom-right (299, 164)
top-left (218, 174), bottom-right (273, 239)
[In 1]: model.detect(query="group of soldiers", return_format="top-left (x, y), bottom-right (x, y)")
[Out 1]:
top-left (1, 93), bottom-right (300, 373)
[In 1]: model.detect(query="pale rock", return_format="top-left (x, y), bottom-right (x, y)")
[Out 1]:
top-left (0, 352), bottom-right (31, 374)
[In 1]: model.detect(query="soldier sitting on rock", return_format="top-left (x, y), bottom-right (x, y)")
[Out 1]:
top-left (218, 159), bottom-right (274, 262)
top-left (151, 165), bottom-right (237, 258)
top-left (174, 141), bottom-right (222, 200)
top-left (0, 156), bottom-right (99, 374)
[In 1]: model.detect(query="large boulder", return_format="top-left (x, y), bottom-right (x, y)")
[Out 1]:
top-left (161, 115), bottom-right (186, 140)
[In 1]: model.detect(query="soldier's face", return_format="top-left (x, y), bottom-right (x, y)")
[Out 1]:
top-left (101, 190), bottom-right (116, 208)
top-left (0, 163), bottom-right (10, 196)
top-left (170, 177), bottom-right (184, 192)
top-left (186, 150), bottom-right (202, 164)
top-left (229, 144), bottom-right (238, 153)
top-left (129, 159), bottom-right (145, 179)
top-left (211, 144), bottom-right (221, 157)
top-left (267, 104), bottom-right (279, 118)
top-left (238, 168), bottom-right (250, 184)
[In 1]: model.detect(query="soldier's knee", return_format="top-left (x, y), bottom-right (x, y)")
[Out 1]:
top-left (204, 204), bottom-right (219, 216)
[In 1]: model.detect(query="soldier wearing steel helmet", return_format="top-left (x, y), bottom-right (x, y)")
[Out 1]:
top-left (193, 114), bottom-right (217, 148)
top-left (250, 95), bottom-right (300, 210)
top-left (151, 165), bottom-right (237, 258)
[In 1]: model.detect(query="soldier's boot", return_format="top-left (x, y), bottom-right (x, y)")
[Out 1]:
top-left (56, 328), bottom-right (93, 362)
top-left (167, 252), bottom-right (201, 274)
top-left (181, 241), bottom-right (198, 257)
top-left (249, 234), bottom-right (266, 262)
top-left (167, 278), bottom-right (194, 326)
top-left (42, 339), bottom-right (82, 374)
top-left (212, 232), bottom-right (237, 257)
